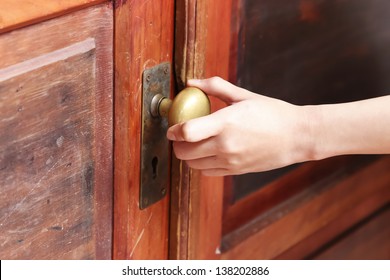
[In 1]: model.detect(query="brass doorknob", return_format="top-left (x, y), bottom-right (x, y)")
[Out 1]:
top-left (151, 87), bottom-right (211, 126)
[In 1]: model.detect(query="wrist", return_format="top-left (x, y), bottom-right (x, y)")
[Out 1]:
top-left (293, 105), bottom-right (324, 163)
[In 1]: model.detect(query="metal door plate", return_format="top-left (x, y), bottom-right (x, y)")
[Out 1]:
top-left (140, 62), bottom-right (170, 209)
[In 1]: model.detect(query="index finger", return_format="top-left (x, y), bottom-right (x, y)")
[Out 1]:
top-left (167, 113), bottom-right (222, 142)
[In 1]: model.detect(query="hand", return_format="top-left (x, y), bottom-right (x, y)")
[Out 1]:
top-left (166, 77), bottom-right (314, 176)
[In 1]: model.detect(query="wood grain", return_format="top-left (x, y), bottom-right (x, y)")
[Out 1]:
top-left (172, 0), bottom-right (390, 260)
top-left (313, 206), bottom-right (390, 260)
top-left (170, 0), bottom-right (233, 260)
top-left (0, 0), bottom-right (107, 34)
top-left (276, 195), bottom-right (389, 259)
top-left (113, 0), bottom-right (174, 260)
top-left (0, 4), bottom-right (113, 259)
top-left (220, 157), bottom-right (390, 259)
top-left (222, 156), bottom-right (377, 235)
top-left (187, 0), bottom-right (233, 259)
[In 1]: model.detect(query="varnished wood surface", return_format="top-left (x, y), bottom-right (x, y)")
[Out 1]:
top-left (276, 194), bottom-right (389, 259)
top-left (0, 5), bottom-right (113, 259)
top-left (215, 0), bottom-right (390, 260)
top-left (0, 0), bottom-right (107, 34)
top-left (169, 0), bottom-right (233, 260)
top-left (114, 0), bottom-right (174, 259)
top-left (223, 156), bottom-right (377, 235)
top-left (187, 0), bottom-right (232, 260)
top-left (220, 157), bottom-right (390, 259)
top-left (313, 206), bottom-right (389, 260)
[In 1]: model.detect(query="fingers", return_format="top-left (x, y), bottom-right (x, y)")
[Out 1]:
top-left (187, 77), bottom-right (254, 104)
top-left (201, 168), bottom-right (231, 177)
top-left (173, 139), bottom-right (217, 160)
top-left (185, 156), bottom-right (222, 169)
top-left (167, 113), bottom-right (222, 142)
top-left (185, 158), bottom-right (230, 177)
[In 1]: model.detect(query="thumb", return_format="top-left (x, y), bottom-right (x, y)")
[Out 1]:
top-left (167, 113), bottom-right (222, 142)
top-left (187, 76), bottom-right (254, 104)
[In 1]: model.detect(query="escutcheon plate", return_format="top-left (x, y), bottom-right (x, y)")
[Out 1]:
top-left (140, 62), bottom-right (171, 209)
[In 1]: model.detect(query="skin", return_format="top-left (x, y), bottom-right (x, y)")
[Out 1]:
top-left (167, 77), bottom-right (390, 176)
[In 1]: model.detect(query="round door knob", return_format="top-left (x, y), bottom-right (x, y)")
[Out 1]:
top-left (151, 87), bottom-right (211, 126)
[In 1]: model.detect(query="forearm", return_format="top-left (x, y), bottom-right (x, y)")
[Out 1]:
top-left (304, 95), bottom-right (390, 160)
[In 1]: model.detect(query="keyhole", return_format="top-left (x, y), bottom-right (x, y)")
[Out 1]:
top-left (152, 156), bottom-right (158, 179)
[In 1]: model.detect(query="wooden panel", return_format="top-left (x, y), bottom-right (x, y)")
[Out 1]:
top-left (187, 0), bottom-right (232, 260)
top-left (0, 4), bottom-right (113, 259)
top-left (276, 194), bottom-right (389, 259)
top-left (172, 0), bottom-right (390, 260)
top-left (170, 0), bottom-right (206, 260)
top-left (0, 0), bottom-right (106, 34)
top-left (220, 157), bottom-right (390, 259)
top-left (223, 156), bottom-right (377, 235)
top-left (170, 0), bottom-right (233, 260)
top-left (114, 0), bottom-right (174, 259)
top-left (314, 206), bottom-right (390, 260)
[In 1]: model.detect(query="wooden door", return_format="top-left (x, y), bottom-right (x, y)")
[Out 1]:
top-left (0, 2), bottom-right (113, 259)
top-left (170, 0), bottom-right (390, 260)
top-left (113, 0), bottom-right (175, 259)
top-left (1, 0), bottom-right (174, 260)
top-left (2, 0), bottom-right (388, 261)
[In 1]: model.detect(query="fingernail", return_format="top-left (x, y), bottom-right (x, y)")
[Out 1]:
top-left (167, 130), bottom-right (176, 141)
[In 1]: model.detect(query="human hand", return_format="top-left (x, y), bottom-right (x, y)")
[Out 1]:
top-left (166, 77), bottom-right (314, 176)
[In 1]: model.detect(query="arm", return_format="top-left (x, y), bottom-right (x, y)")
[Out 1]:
top-left (167, 77), bottom-right (390, 176)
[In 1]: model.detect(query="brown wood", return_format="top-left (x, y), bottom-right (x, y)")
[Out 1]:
top-left (187, 0), bottom-right (232, 259)
top-left (0, 0), bottom-right (106, 34)
top-left (220, 157), bottom-right (390, 259)
top-left (313, 206), bottom-right (390, 260)
top-left (0, 4), bottom-right (113, 259)
top-left (181, 0), bottom-right (390, 261)
top-left (276, 195), bottom-right (389, 259)
top-left (170, 0), bottom-right (226, 260)
top-left (170, 0), bottom-right (233, 260)
top-left (169, 0), bottom-right (199, 259)
top-left (113, 0), bottom-right (174, 259)
top-left (223, 156), bottom-right (377, 235)
top-left (169, 159), bottom-right (191, 259)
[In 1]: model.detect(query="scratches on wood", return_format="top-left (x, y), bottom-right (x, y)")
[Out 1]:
top-left (114, 0), bottom-right (173, 260)
top-left (0, 4), bottom-right (113, 259)
top-left (129, 213), bottom-right (153, 258)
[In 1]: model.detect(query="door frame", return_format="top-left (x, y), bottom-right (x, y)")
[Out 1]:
top-left (169, 0), bottom-right (390, 260)
top-left (169, 0), bottom-right (233, 260)
top-left (113, 0), bottom-right (174, 259)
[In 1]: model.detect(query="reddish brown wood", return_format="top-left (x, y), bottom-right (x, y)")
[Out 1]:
top-left (113, 0), bottom-right (174, 259)
top-left (171, 0), bottom-right (232, 260)
top-left (222, 156), bottom-right (375, 235)
top-left (313, 207), bottom-right (390, 260)
top-left (186, 0), bottom-right (233, 260)
top-left (0, 0), bottom-right (107, 34)
top-left (169, 0), bottom-right (198, 259)
top-left (170, 0), bottom-right (390, 261)
top-left (169, 0), bottom-right (233, 260)
top-left (220, 157), bottom-right (390, 259)
top-left (276, 196), bottom-right (389, 259)
top-left (0, 4), bottom-right (113, 259)
top-left (228, 0), bottom-right (242, 83)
